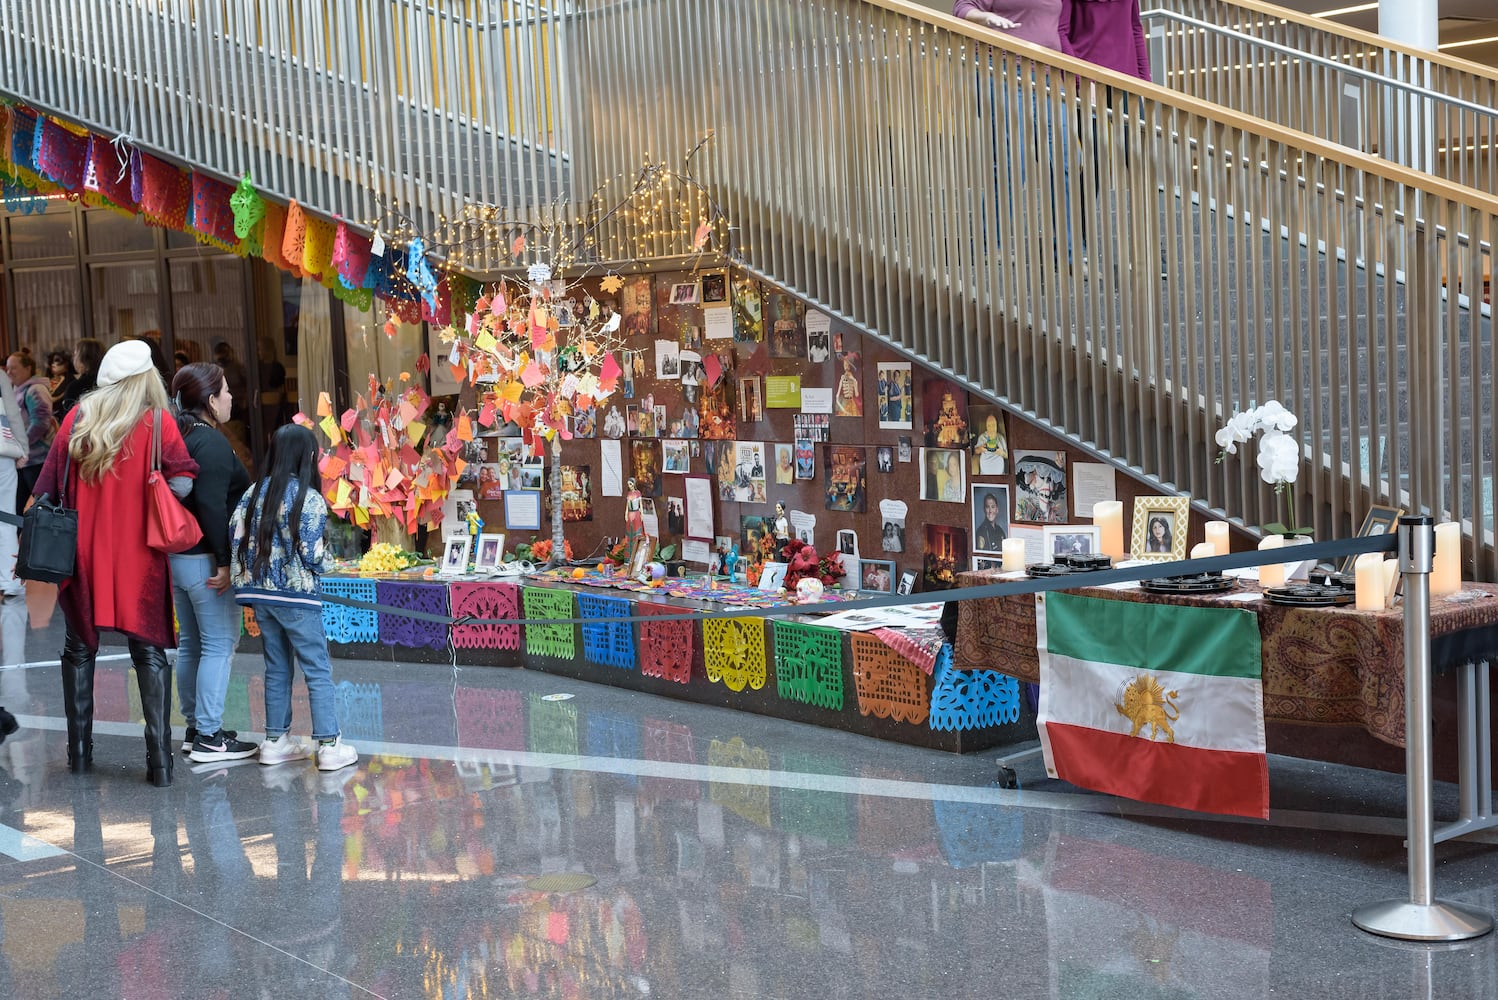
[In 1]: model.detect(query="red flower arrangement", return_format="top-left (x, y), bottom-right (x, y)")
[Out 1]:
top-left (779, 539), bottom-right (845, 591)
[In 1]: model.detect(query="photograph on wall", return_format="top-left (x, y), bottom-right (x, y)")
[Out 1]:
top-left (518, 462), bottom-right (545, 491)
top-left (655, 339), bottom-right (681, 379)
top-left (680, 350), bottom-right (704, 386)
top-left (670, 282), bottom-right (700, 305)
top-left (823, 445), bottom-right (868, 513)
top-left (897, 436), bottom-right (913, 463)
top-left (880, 499), bottom-right (908, 553)
top-left (732, 275), bottom-right (764, 342)
top-left (572, 404), bottom-right (596, 440)
top-left (833, 351), bottom-right (863, 417)
top-left (875, 446), bottom-right (894, 473)
top-left (738, 375), bottom-right (764, 425)
top-left (653, 404), bottom-right (667, 436)
top-left (923, 378), bottom-right (970, 448)
top-left (621, 352), bottom-right (637, 398)
top-left (702, 441), bottom-right (725, 476)
top-left (1014, 451), bottom-right (1069, 523)
top-left (622, 274), bottom-right (653, 338)
top-left (861, 559), bottom-right (895, 594)
top-left (919, 448), bottom-right (966, 503)
top-left (775, 443), bottom-right (795, 485)
top-left (667, 404), bottom-right (699, 439)
top-left (793, 412), bottom-right (830, 443)
top-left (631, 440), bottom-right (662, 498)
top-left (666, 496), bottom-right (685, 535)
top-left (729, 441), bottom-right (768, 503)
top-left (741, 514), bottom-right (773, 559)
top-left (969, 404), bottom-right (1009, 475)
top-left (635, 401), bottom-right (657, 438)
top-left (794, 439), bottom-right (816, 480)
top-left (559, 465), bottom-right (593, 522)
top-left (474, 464), bottom-right (508, 500)
top-left (625, 406), bottom-right (640, 437)
top-left (971, 484), bottom-right (1011, 554)
top-left (698, 373), bottom-right (736, 440)
top-left (877, 362), bottom-right (913, 429)
top-left (662, 439), bottom-right (692, 474)
top-left (701, 272), bottom-right (728, 304)
top-left (767, 291), bottom-right (807, 358)
top-left (655, 271), bottom-right (704, 348)
top-left (923, 523), bottom-right (969, 591)
top-left (807, 322), bottom-right (831, 364)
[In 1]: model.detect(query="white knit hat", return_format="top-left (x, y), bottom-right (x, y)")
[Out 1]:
top-left (95, 340), bottom-right (155, 388)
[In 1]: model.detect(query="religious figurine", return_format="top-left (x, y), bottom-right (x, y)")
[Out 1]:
top-left (724, 543), bottom-right (741, 582)
top-left (773, 501), bottom-right (790, 542)
top-left (466, 509), bottom-right (484, 537)
top-left (624, 478), bottom-right (645, 552)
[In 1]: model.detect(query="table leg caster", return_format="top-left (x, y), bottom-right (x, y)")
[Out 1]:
top-left (996, 765), bottom-right (1018, 789)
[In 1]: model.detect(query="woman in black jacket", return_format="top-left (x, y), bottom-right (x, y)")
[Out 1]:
top-left (169, 363), bottom-right (255, 762)
top-left (56, 338), bottom-right (103, 420)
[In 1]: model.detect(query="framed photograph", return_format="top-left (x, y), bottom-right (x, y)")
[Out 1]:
top-left (474, 533), bottom-right (506, 571)
top-left (971, 484), bottom-right (1011, 554)
top-left (440, 535), bottom-right (472, 576)
top-left (897, 570), bottom-right (918, 595)
top-left (861, 559), bottom-right (895, 593)
top-left (836, 529), bottom-right (859, 557)
top-left (701, 271), bottom-right (728, 304)
top-left (758, 561), bottom-right (788, 591)
top-left (1340, 504), bottom-right (1405, 573)
top-left (1043, 525), bottom-right (1102, 561)
top-left (518, 462), bottom-right (545, 491)
top-left (973, 556), bottom-right (1005, 572)
top-left (1130, 496), bottom-right (1190, 561)
top-left (670, 281), bottom-right (700, 305)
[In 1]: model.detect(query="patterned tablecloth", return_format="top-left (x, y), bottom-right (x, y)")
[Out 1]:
top-left (953, 574), bottom-right (1498, 748)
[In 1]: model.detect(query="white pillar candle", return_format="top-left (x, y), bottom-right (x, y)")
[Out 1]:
top-left (1355, 553), bottom-right (1384, 611)
top-left (1190, 542), bottom-right (1216, 560)
top-left (1094, 501), bottom-right (1125, 561)
top-left (1257, 535), bottom-right (1286, 588)
top-left (1382, 557), bottom-right (1401, 606)
top-left (1204, 520), bottom-right (1230, 557)
top-left (1002, 537), bottom-right (1028, 572)
top-left (1432, 522), bottom-right (1462, 598)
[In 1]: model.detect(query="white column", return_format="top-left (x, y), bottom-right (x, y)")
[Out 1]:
top-left (1378, 0), bottom-right (1439, 173)
top-left (1379, 0), bottom-right (1439, 51)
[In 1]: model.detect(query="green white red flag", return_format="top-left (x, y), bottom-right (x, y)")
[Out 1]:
top-left (1036, 592), bottom-right (1269, 820)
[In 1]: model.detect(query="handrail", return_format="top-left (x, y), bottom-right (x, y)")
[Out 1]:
top-left (1143, 9), bottom-right (1498, 123)
top-left (1164, 0), bottom-right (1498, 86)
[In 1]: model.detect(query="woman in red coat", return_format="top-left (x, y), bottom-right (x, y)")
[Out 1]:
top-left (32, 340), bottom-right (197, 786)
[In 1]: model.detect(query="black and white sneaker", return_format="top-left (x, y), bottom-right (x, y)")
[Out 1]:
top-left (188, 730), bottom-right (259, 763)
top-left (182, 726), bottom-right (239, 753)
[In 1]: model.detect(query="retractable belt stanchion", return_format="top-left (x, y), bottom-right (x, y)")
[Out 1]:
top-left (1353, 516), bottom-right (1493, 942)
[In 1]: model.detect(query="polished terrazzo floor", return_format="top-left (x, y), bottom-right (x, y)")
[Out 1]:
top-left (0, 632), bottom-right (1494, 999)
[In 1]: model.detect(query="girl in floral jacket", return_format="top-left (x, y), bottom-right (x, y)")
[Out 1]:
top-left (230, 424), bottom-right (357, 772)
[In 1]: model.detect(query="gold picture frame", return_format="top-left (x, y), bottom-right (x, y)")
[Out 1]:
top-left (1130, 496), bottom-right (1190, 561)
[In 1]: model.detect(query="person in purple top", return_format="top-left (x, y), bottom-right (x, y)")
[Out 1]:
top-left (1060, 0), bottom-right (1150, 81)
top-left (953, 0), bottom-right (1065, 52)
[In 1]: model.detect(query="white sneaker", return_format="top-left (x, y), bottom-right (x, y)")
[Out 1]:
top-left (315, 736), bottom-right (358, 772)
top-left (259, 733), bottom-right (314, 765)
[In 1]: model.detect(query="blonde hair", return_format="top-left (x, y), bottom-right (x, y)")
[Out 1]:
top-left (69, 370), bottom-right (169, 483)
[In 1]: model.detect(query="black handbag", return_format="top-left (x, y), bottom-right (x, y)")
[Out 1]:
top-left (1, 449), bottom-right (76, 583)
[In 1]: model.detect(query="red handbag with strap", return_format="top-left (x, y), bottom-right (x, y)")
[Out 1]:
top-left (146, 410), bottom-right (203, 554)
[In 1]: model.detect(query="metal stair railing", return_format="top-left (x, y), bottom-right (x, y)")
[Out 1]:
top-left (4, 0), bottom-right (1498, 580)
top-left (1153, 0), bottom-right (1498, 194)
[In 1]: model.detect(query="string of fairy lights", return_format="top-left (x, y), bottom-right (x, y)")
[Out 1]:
top-left (359, 132), bottom-right (738, 284)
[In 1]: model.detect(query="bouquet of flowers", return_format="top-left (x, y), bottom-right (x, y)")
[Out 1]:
top-left (1216, 400), bottom-right (1307, 535)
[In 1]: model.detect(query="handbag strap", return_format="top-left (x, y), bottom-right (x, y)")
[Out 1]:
top-left (150, 408), bottom-right (162, 475)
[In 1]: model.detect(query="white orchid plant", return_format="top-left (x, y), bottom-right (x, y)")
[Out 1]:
top-left (1216, 400), bottom-right (1308, 535)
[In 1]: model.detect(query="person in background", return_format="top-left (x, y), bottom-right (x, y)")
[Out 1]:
top-left (33, 340), bottom-right (198, 785)
top-left (171, 363), bottom-right (254, 763)
top-left (0, 372), bottom-right (26, 742)
top-left (6, 352), bottom-right (53, 509)
top-left (231, 424), bottom-right (357, 773)
top-left (57, 338), bottom-right (103, 420)
top-left (954, 0), bottom-right (1064, 49)
top-left (131, 334), bottom-right (173, 383)
top-left (45, 351), bottom-right (75, 410)
top-left (1060, 0), bottom-right (1150, 81)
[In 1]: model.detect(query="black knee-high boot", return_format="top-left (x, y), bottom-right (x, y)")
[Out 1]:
top-left (130, 639), bottom-right (173, 787)
top-left (60, 629), bottom-right (95, 772)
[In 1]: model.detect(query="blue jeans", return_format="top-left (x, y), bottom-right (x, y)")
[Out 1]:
top-left (253, 602), bottom-right (340, 741)
top-left (170, 553), bottom-right (241, 735)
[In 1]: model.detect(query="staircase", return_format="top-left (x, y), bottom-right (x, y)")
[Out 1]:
top-left (3, 0), bottom-right (1498, 577)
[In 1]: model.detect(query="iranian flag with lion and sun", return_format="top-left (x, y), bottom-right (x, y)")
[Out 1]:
top-left (1035, 592), bottom-right (1269, 819)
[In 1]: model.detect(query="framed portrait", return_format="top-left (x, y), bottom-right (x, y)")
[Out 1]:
top-left (1340, 504), bottom-right (1405, 574)
top-left (670, 281), bottom-right (700, 305)
top-left (896, 570), bottom-right (918, 595)
top-left (518, 462), bottom-right (545, 491)
top-left (836, 529), bottom-right (859, 556)
top-left (970, 484), bottom-right (1011, 554)
top-left (1130, 496), bottom-right (1190, 561)
top-left (440, 535), bottom-right (472, 576)
top-left (861, 559), bottom-right (895, 593)
top-left (701, 271), bottom-right (728, 304)
top-left (474, 533), bottom-right (506, 571)
top-left (1043, 525), bottom-right (1102, 561)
